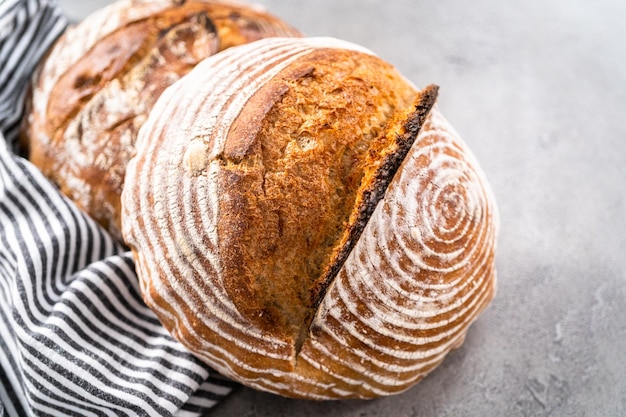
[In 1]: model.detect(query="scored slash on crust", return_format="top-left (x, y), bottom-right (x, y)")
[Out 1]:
top-left (305, 84), bottom-right (440, 354)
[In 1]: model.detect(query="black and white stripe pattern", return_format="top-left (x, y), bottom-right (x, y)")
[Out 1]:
top-left (0, 0), bottom-right (66, 146)
top-left (0, 1), bottom-right (235, 415)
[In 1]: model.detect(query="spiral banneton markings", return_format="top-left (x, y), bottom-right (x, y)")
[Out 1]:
top-left (299, 108), bottom-right (498, 397)
top-left (122, 37), bottom-right (498, 399)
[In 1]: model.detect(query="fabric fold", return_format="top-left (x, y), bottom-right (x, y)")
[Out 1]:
top-left (0, 1), bottom-right (234, 415)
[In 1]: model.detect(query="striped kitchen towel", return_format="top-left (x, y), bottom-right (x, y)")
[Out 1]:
top-left (0, 1), bottom-right (235, 415)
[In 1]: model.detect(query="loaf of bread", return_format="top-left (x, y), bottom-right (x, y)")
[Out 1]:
top-left (121, 36), bottom-right (499, 399)
top-left (20, 0), bottom-right (300, 241)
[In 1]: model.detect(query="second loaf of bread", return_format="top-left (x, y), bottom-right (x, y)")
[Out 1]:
top-left (122, 36), bottom-right (498, 399)
top-left (21, 0), bottom-right (300, 241)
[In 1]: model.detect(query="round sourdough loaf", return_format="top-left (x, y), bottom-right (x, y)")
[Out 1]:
top-left (20, 0), bottom-right (300, 241)
top-left (122, 37), bottom-right (499, 399)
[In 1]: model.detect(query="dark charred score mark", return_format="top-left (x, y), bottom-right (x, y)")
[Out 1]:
top-left (108, 114), bottom-right (137, 134)
top-left (157, 27), bottom-right (171, 40)
top-left (76, 119), bottom-right (83, 141)
top-left (197, 11), bottom-right (218, 36)
top-left (403, 85), bottom-right (439, 138)
top-left (73, 73), bottom-right (103, 89)
top-left (306, 84), bottom-right (440, 327)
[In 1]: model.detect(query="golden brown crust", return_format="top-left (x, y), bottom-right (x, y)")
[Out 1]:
top-left (21, 0), bottom-right (300, 241)
top-left (215, 49), bottom-right (420, 342)
top-left (312, 84), bottom-right (440, 305)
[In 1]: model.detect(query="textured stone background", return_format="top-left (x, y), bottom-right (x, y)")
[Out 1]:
top-left (57, 0), bottom-right (626, 415)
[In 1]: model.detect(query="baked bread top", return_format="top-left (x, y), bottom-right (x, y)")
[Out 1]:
top-left (21, 0), bottom-right (300, 241)
top-left (122, 37), bottom-right (498, 399)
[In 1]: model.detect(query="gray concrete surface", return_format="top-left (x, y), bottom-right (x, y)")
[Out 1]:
top-left (57, 0), bottom-right (626, 415)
